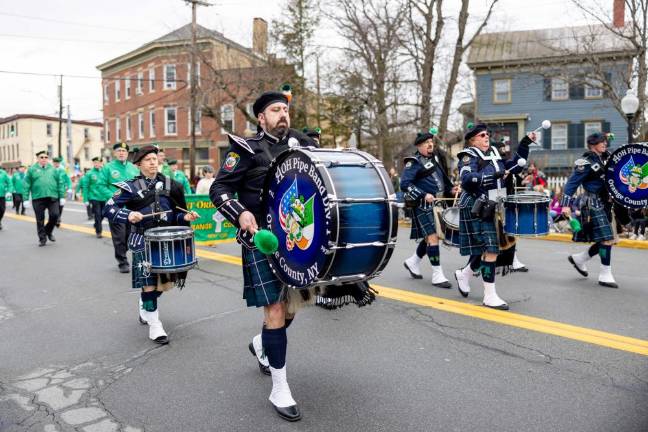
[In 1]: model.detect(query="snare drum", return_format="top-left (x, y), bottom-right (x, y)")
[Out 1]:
top-left (263, 147), bottom-right (398, 289)
top-left (503, 192), bottom-right (550, 236)
top-left (441, 207), bottom-right (460, 247)
top-left (144, 226), bottom-right (197, 273)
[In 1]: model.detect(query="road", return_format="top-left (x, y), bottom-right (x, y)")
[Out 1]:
top-left (0, 201), bottom-right (647, 432)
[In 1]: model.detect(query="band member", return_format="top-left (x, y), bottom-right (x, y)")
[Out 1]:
top-left (562, 132), bottom-right (618, 288)
top-left (453, 124), bottom-right (531, 309)
top-left (52, 157), bottom-right (72, 228)
top-left (302, 127), bottom-right (321, 145)
top-left (23, 151), bottom-right (65, 246)
top-left (11, 165), bottom-right (26, 216)
top-left (401, 130), bottom-right (453, 288)
top-left (0, 166), bottom-right (12, 230)
top-left (103, 145), bottom-right (198, 344)
top-left (100, 143), bottom-right (140, 273)
top-left (83, 157), bottom-right (112, 238)
top-left (210, 91), bottom-right (318, 422)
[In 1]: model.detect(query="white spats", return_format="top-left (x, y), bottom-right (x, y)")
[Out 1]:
top-left (404, 254), bottom-right (422, 278)
top-left (455, 267), bottom-right (472, 296)
top-left (598, 265), bottom-right (618, 288)
top-left (483, 282), bottom-right (508, 309)
top-left (138, 299), bottom-right (147, 324)
top-left (431, 266), bottom-right (450, 286)
top-left (252, 334), bottom-right (269, 367)
top-left (570, 250), bottom-right (592, 276)
top-left (512, 253), bottom-right (526, 270)
top-left (141, 309), bottom-right (167, 341)
top-left (269, 366), bottom-right (296, 408)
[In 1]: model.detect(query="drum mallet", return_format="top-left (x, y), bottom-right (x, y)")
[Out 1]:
top-left (504, 158), bottom-right (527, 176)
top-left (142, 210), bottom-right (173, 218)
top-left (531, 120), bottom-right (551, 135)
top-left (252, 229), bottom-right (279, 255)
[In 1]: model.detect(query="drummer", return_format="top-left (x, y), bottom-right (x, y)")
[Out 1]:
top-left (562, 132), bottom-right (618, 288)
top-left (454, 124), bottom-right (532, 310)
top-left (103, 145), bottom-right (198, 344)
top-left (401, 129), bottom-right (454, 288)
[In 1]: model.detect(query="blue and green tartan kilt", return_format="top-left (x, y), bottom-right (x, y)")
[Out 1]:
top-left (458, 194), bottom-right (499, 256)
top-left (573, 203), bottom-right (614, 243)
top-left (410, 207), bottom-right (437, 240)
top-left (242, 247), bottom-right (286, 307)
top-left (131, 249), bottom-right (158, 290)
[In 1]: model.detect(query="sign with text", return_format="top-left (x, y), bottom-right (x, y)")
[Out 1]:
top-left (185, 194), bottom-right (237, 244)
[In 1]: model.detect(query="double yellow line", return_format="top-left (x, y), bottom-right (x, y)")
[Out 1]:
top-left (8, 213), bottom-right (648, 357)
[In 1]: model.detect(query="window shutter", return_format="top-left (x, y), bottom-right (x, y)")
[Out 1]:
top-left (543, 125), bottom-right (551, 149)
top-left (577, 123), bottom-right (584, 148)
top-left (602, 121), bottom-right (611, 133)
top-left (604, 72), bottom-right (612, 97)
top-left (569, 83), bottom-right (584, 100)
top-left (544, 78), bottom-right (551, 101)
top-left (568, 124), bottom-right (578, 148)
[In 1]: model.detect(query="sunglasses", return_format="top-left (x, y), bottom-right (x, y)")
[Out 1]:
top-left (478, 132), bottom-right (490, 138)
top-left (39, 156), bottom-right (49, 159)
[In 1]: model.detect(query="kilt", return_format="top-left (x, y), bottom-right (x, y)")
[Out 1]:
top-left (573, 196), bottom-right (614, 243)
top-left (242, 247), bottom-right (285, 307)
top-left (131, 249), bottom-right (157, 290)
top-left (410, 206), bottom-right (437, 240)
top-left (458, 194), bottom-right (499, 256)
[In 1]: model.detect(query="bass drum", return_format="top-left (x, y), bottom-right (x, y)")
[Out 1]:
top-left (262, 147), bottom-right (398, 289)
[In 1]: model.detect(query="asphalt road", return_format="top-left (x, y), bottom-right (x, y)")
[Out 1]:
top-left (0, 202), bottom-right (647, 432)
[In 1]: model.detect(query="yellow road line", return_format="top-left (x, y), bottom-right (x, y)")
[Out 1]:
top-left (9, 213), bottom-right (648, 356)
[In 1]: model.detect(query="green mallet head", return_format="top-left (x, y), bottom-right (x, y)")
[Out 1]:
top-left (254, 229), bottom-right (279, 255)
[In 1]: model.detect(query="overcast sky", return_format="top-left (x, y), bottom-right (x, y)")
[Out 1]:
top-left (0, 0), bottom-right (607, 122)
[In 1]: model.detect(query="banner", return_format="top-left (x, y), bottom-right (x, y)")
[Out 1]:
top-left (185, 194), bottom-right (237, 245)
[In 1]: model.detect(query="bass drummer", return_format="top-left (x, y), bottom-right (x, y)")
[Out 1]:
top-left (401, 129), bottom-right (454, 288)
top-left (562, 132), bottom-right (618, 288)
top-left (103, 145), bottom-right (199, 345)
top-left (453, 124), bottom-right (532, 310)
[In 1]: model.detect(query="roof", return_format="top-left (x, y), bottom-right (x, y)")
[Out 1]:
top-left (0, 114), bottom-right (102, 127)
top-left (468, 24), bottom-right (636, 69)
top-left (97, 23), bottom-right (257, 72)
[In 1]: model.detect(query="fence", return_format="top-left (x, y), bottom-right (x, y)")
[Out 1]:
top-left (546, 176), bottom-right (568, 190)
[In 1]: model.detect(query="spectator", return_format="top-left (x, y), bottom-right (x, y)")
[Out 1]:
top-left (629, 209), bottom-right (648, 241)
top-left (196, 165), bottom-right (215, 195)
top-left (521, 162), bottom-right (547, 190)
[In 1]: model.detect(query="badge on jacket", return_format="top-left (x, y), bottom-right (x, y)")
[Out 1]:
top-left (223, 152), bottom-right (240, 172)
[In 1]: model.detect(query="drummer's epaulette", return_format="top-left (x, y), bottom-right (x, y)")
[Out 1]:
top-left (457, 147), bottom-right (478, 159)
top-left (574, 158), bottom-right (591, 167)
top-left (112, 181), bottom-right (132, 193)
top-left (227, 134), bottom-right (254, 154)
top-left (403, 156), bottom-right (418, 165)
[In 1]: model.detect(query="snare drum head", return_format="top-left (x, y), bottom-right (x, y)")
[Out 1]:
top-left (263, 149), bottom-right (334, 288)
top-left (442, 207), bottom-right (460, 228)
top-left (145, 225), bottom-right (193, 238)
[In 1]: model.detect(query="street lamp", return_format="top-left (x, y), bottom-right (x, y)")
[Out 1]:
top-left (621, 89), bottom-right (639, 144)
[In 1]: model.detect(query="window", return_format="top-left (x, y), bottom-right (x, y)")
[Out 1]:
top-left (47, 144), bottom-right (53, 155)
top-left (165, 107), bottom-right (177, 135)
top-left (46, 123), bottom-right (52, 137)
top-left (84, 128), bottom-right (89, 139)
top-left (585, 80), bottom-right (603, 99)
top-left (246, 102), bottom-right (255, 132)
top-left (164, 64), bottom-right (176, 89)
top-left (188, 109), bottom-right (202, 134)
top-left (115, 79), bottom-right (120, 101)
top-left (104, 120), bottom-right (110, 143)
top-left (103, 83), bottom-right (109, 104)
top-left (126, 114), bottom-right (132, 140)
top-left (187, 63), bottom-right (201, 87)
top-left (136, 72), bottom-right (144, 95)
top-left (182, 147), bottom-right (209, 160)
top-left (149, 110), bottom-right (156, 137)
top-left (221, 104), bottom-right (234, 133)
top-left (9, 123), bottom-right (16, 137)
top-left (584, 122), bottom-right (602, 147)
top-left (551, 78), bottom-right (569, 100)
top-left (493, 79), bottom-right (511, 103)
top-left (125, 77), bottom-right (131, 99)
top-left (138, 112), bottom-right (144, 139)
top-left (116, 118), bottom-right (121, 141)
top-left (551, 123), bottom-right (568, 149)
top-left (84, 146), bottom-right (89, 161)
top-left (149, 68), bottom-right (155, 92)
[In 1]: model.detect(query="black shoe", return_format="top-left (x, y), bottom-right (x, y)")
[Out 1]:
top-left (403, 262), bottom-right (423, 279)
top-left (513, 266), bottom-right (529, 272)
top-left (118, 264), bottom-right (130, 273)
top-left (248, 343), bottom-right (270, 376)
top-left (55, 223), bottom-right (61, 228)
top-left (39, 239), bottom-right (47, 247)
top-left (47, 234), bottom-right (56, 242)
top-left (598, 281), bottom-right (619, 289)
top-left (272, 403), bottom-right (301, 422)
top-left (568, 256), bottom-right (588, 277)
top-left (139, 316), bottom-right (147, 325)
top-left (154, 335), bottom-right (169, 345)
top-left (483, 303), bottom-right (510, 311)
top-left (21, 211), bottom-right (25, 215)
top-left (96, 233), bottom-right (102, 238)
top-left (433, 281), bottom-right (452, 289)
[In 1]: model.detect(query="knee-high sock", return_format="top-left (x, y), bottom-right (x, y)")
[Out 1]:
top-left (141, 291), bottom-right (158, 312)
top-left (427, 245), bottom-right (440, 266)
top-left (262, 327), bottom-right (287, 369)
top-left (481, 261), bottom-right (496, 283)
top-left (588, 243), bottom-right (600, 257)
top-left (598, 244), bottom-right (612, 266)
top-left (416, 240), bottom-right (426, 259)
top-left (284, 318), bottom-right (294, 329)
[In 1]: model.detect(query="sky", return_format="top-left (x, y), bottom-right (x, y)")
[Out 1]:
top-left (0, 0), bottom-right (608, 122)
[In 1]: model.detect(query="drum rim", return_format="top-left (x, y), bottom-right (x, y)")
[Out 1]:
top-left (148, 261), bottom-right (197, 273)
top-left (144, 226), bottom-right (194, 238)
top-left (504, 194), bottom-right (550, 204)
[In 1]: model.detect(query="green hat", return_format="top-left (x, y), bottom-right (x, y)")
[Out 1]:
top-left (35, 150), bottom-right (48, 157)
top-left (113, 142), bottom-right (129, 151)
top-left (168, 159), bottom-right (178, 165)
top-left (52, 157), bottom-right (63, 163)
top-left (91, 156), bottom-right (101, 162)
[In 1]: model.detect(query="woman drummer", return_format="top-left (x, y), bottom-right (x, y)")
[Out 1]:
top-left (104, 145), bottom-right (198, 344)
top-left (454, 124), bottom-right (532, 309)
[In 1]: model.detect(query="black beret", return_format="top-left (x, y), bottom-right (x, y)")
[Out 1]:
top-left (91, 156), bottom-right (101, 162)
top-left (414, 133), bottom-right (434, 146)
top-left (168, 159), bottom-right (178, 165)
top-left (52, 157), bottom-right (62, 163)
top-left (253, 91), bottom-right (289, 117)
top-left (302, 127), bottom-right (321, 138)
top-left (132, 145), bottom-right (158, 164)
top-left (464, 123), bottom-right (488, 142)
top-left (113, 142), bottom-right (129, 151)
top-left (36, 150), bottom-right (48, 157)
top-left (587, 132), bottom-right (606, 146)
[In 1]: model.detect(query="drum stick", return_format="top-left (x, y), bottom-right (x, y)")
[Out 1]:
top-left (452, 187), bottom-right (461, 207)
top-left (175, 206), bottom-right (189, 213)
top-left (142, 210), bottom-right (172, 218)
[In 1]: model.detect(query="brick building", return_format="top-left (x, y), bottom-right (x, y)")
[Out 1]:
top-left (97, 18), bottom-right (290, 174)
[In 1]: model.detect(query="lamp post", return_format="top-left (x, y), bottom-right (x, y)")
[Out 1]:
top-left (621, 89), bottom-right (640, 144)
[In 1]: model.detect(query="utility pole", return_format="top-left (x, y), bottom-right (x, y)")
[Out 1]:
top-left (184, 0), bottom-right (211, 181)
top-left (57, 75), bottom-right (63, 157)
top-left (316, 56), bottom-right (321, 129)
top-left (66, 105), bottom-right (73, 172)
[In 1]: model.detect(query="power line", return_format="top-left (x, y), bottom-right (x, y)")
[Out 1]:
top-left (0, 33), bottom-right (135, 45)
top-left (0, 69), bottom-right (188, 84)
top-left (0, 12), bottom-right (151, 33)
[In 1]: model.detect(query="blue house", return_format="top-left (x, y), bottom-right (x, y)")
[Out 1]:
top-left (467, 24), bottom-right (635, 175)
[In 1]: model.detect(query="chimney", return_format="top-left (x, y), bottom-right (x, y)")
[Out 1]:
top-left (613, 0), bottom-right (625, 28)
top-left (252, 18), bottom-right (268, 56)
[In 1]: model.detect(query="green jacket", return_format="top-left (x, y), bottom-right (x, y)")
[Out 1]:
top-left (172, 170), bottom-right (192, 194)
top-left (100, 160), bottom-right (139, 195)
top-left (83, 167), bottom-right (112, 202)
top-left (24, 163), bottom-right (65, 200)
top-left (75, 175), bottom-right (86, 194)
top-left (161, 163), bottom-right (172, 177)
top-left (12, 171), bottom-right (25, 195)
top-left (0, 169), bottom-right (12, 196)
top-left (56, 168), bottom-right (73, 190)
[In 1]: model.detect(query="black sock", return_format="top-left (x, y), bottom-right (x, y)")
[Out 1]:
top-left (481, 261), bottom-right (496, 283)
top-left (262, 327), bottom-right (287, 369)
top-left (598, 245), bottom-right (612, 266)
top-left (141, 291), bottom-right (158, 312)
top-left (284, 318), bottom-right (293, 329)
top-left (469, 255), bottom-right (481, 271)
top-left (588, 243), bottom-right (600, 257)
top-left (416, 240), bottom-right (426, 259)
top-left (427, 245), bottom-right (440, 266)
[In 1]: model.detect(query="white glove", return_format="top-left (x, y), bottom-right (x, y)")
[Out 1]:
top-left (24, 200), bottom-right (31, 209)
top-left (84, 201), bottom-right (89, 207)
top-left (59, 198), bottom-right (66, 206)
top-left (67, 188), bottom-right (73, 194)
top-left (4, 193), bottom-right (11, 200)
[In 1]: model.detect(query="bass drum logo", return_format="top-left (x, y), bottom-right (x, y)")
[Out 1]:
top-left (278, 177), bottom-right (315, 251)
top-left (606, 143), bottom-right (648, 209)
